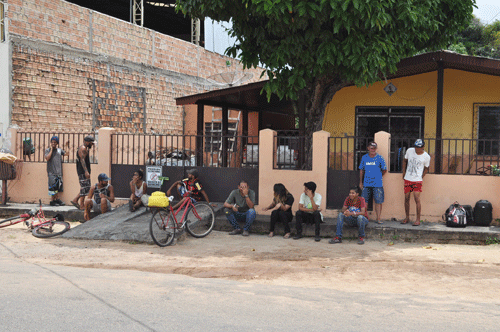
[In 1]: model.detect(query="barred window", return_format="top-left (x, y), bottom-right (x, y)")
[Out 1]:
top-left (477, 106), bottom-right (500, 155)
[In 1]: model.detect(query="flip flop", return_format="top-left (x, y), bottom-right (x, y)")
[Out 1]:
top-left (400, 218), bottom-right (410, 224)
top-left (377, 221), bottom-right (384, 224)
top-left (283, 233), bottom-right (291, 239)
top-left (71, 201), bottom-right (80, 209)
top-left (412, 221), bottom-right (421, 226)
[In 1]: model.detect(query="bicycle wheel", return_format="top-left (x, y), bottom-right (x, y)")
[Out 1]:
top-left (185, 202), bottom-right (215, 238)
top-left (149, 208), bottom-right (176, 247)
top-left (0, 215), bottom-right (25, 228)
top-left (32, 220), bottom-right (70, 238)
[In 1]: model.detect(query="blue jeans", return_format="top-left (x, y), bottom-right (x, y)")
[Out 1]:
top-left (225, 208), bottom-right (257, 231)
top-left (362, 187), bottom-right (384, 204)
top-left (335, 213), bottom-right (369, 238)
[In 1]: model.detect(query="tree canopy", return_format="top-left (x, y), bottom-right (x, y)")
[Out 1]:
top-left (452, 16), bottom-right (500, 59)
top-left (177, 0), bottom-right (475, 166)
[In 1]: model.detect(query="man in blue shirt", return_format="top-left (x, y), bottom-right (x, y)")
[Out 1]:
top-left (359, 142), bottom-right (387, 224)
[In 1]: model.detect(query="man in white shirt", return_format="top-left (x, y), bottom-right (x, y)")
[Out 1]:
top-left (401, 139), bottom-right (431, 226)
top-left (294, 181), bottom-right (322, 241)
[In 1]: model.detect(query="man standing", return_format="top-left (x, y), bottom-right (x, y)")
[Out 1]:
top-left (223, 180), bottom-right (256, 236)
top-left (71, 136), bottom-right (94, 209)
top-left (402, 139), bottom-right (431, 226)
top-left (83, 173), bottom-right (115, 221)
top-left (44, 136), bottom-right (65, 206)
top-left (294, 181), bottom-right (322, 241)
top-left (359, 142), bottom-right (387, 224)
top-left (166, 169), bottom-right (211, 210)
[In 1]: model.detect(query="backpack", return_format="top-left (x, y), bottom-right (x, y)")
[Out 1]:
top-left (443, 202), bottom-right (467, 228)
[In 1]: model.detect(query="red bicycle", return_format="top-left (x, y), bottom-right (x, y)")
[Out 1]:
top-left (0, 199), bottom-right (70, 238)
top-left (149, 190), bottom-right (215, 247)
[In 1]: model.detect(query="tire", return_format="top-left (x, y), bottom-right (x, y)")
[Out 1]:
top-left (149, 208), bottom-right (176, 247)
top-left (32, 220), bottom-right (70, 238)
top-left (185, 202), bottom-right (215, 238)
top-left (0, 215), bottom-right (24, 228)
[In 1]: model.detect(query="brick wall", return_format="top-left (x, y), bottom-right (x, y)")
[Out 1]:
top-left (6, 0), bottom-right (264, 133)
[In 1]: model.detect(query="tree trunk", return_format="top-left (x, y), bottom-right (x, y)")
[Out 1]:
top-left (300, 77), bottom-right (348, 170)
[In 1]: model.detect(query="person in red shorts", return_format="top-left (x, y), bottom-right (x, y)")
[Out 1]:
top-left (401, 139), bottom-right (431, 226)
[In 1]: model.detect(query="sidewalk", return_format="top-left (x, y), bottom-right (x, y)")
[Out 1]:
top-left (1, 202), bottom-right (500, 245)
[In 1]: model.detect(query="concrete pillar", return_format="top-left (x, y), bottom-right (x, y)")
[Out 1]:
top-left (374, 131), bottom-right (391, 171)
top-left (95, 127), bottom-right (115, 179)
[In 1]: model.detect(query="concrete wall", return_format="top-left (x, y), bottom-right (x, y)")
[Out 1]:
top-left (3, 0), bottom-right (263, 133)
top-left (7, 128), bottom-right (500, 222)
top-left (0, 1), bottom-right (9, 147)
top-left (323, 69), bottom-right (500, 139)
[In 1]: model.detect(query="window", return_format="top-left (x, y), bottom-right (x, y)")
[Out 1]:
top-left (0, 1), bottom-right (5, 43)
top-left (204, 122), bottom-right (221, 152)
top-left (477, 105), bottom-right (500, 155)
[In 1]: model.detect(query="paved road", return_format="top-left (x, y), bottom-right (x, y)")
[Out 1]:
top-left (1, 244), bottom-right (500, 332)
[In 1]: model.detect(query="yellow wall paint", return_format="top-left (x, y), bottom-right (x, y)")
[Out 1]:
top-left (323, 69), bottom-right (500, 139)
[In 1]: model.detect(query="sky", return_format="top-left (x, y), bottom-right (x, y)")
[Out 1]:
top-left (473, 0), bottom-right (500, 24)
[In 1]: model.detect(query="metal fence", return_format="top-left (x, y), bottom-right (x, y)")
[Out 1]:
top-left (329, 136), bottom-right (500, 175)
top-left (111, 133), bottom-right (259, 168)
top-left (273, 134), bottom-right (308, 170)
top-left (16, 131), bottom-right (97, 164)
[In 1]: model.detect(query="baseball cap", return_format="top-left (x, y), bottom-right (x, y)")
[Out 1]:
top-left (368, 142), bottom-right (377, 148)
top-left (304, 181), bottom-right (317, 192)
top-left (98, 173), bottom-right (111, 181)
top-left (84, 136), bottom-right (95, 143)
top-left (187, 169), bottom-right (199, 178)
top-left (414, 139), bottom-right (425, 148)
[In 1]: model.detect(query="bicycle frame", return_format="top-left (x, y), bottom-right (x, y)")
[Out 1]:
top-left (167, 196), bottom-right (197, 229)
top-left (0, 200), bottom-right (58, 229)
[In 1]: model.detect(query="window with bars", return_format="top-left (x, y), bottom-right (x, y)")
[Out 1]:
top-left (477, 105), bottom-right (500, 155)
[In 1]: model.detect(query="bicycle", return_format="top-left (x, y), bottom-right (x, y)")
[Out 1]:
top-left (149, 191), bottom-right (215, 247)
top-left (0, 199), bottom-right (70, 238)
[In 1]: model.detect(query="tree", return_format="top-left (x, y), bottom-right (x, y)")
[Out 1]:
top-left (453, 16), bottom-right (500, 59)
top-left (177, 0), bottom-right (475, 167)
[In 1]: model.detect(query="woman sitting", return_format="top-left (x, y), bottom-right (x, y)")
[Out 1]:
top-left (263, 183), bottom-right (294, 239)
top-left (129, 169), bottom-right (149, 212)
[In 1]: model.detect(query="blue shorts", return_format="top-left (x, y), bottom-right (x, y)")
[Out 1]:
top-left (362, 187), bottom-right (384, 204)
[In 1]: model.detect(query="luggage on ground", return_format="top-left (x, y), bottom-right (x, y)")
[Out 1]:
top-left (473, 200), bottom-right (493, 226)
top-left (462, 205), bottom-right (474, 225)
top-left (444, 202), bottom-right (467, 228)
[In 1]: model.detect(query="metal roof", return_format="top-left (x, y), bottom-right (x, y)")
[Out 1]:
top-left (176, 51), bottom-right (500, 110)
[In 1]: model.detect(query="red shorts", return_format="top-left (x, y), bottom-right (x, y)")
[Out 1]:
top-left (404, 180), bottom-right (422, 194)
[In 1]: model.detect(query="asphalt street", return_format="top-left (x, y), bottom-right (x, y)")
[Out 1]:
top-left (1, 243), bottom-right (500, 332)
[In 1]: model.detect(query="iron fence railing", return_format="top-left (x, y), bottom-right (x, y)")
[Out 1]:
top-left (16, 131), bottom-right (97, 164)
top-left (273, 135), bottom-right (308, 170)
top-left (329, 136), bottom-right (500, 175)
top-left (111, 133), bottom-right (259, 168)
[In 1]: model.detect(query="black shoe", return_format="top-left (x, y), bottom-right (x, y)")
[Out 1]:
top-left (229, 229), bottom-right (243, 235)
top-left (328, 237), bottom-right (342, 244)
top-left (55, 199), bottom-right (65, 206)
top-left (293, 234), bottom-right (303, 240)
top-left (315, 236), bottom-right (321, 242)
top-left (50, 201), bottom-right (57, 206)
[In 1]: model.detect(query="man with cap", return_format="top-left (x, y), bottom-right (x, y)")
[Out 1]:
top-left (83, 173), bottom-right (115, 221)
top-left (44, 136), bottom-right (65, 206)
top-left (294, 181), bottom-right (323, 241)
top-left (166, 169), bottom-right (211, 210)
top-left (359, 141), bottom-right (387, 224)
top-left (71, 136), bottom-right (95, 209)
top-left (402, 139), bottom-right (431, 226)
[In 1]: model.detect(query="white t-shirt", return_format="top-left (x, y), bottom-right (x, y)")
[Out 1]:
top-left (404, 148), bottom-right (431, 182)
top-left (299, 192), bottom-right (323, 220)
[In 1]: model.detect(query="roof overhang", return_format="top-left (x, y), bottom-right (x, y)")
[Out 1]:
top-left (176, 51), bottom-right (500, 110)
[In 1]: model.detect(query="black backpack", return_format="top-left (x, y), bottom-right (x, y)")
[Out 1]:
top-left (444, 202), bottom-right (467, 228)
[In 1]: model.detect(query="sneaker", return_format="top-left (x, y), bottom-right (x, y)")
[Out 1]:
top-left (293, 234), bottom-right (303, 240)
top-left (314, 236), bottom-right (321, 242)
top-left (50, 201), bottom-right (57, 206)
top-left (328, 237), bottom-right (342, 244)
top-left (357, 237), bottom-right (365, 245)
top-left (55, 199), bottom-right (65, 206)
top-left (229, 229), bottom-right (243, 235)
top-left (242, 230), bottom-right (249, 236)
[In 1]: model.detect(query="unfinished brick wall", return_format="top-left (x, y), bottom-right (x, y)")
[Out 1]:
top-left (6, 0), bottom-right (264, 133)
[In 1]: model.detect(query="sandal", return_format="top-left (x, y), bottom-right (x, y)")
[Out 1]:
top-left (283, 233), bottom-right (291, 239)
top-left (71, 201), bottom-right (80, 209)
top-left (268, 232), bottom-right (274, 237)
top-left (412, 221), bottom-right (421, 226)
top-left (376, 221), bottom-right (384, 224)
top-left (400, 218), bottom-right (410, 224)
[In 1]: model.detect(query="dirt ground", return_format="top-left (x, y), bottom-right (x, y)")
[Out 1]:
top-left (1, 220), bottom-right (500, 304)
